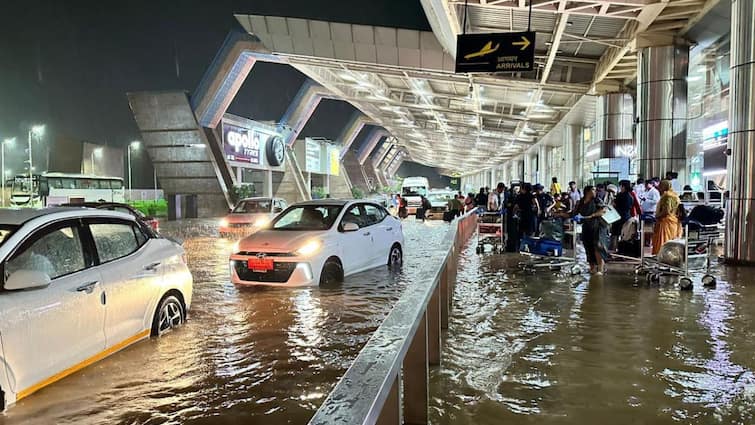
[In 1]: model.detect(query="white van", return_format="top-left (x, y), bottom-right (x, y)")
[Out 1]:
top-left (401, 177), bottom-right (429, 215)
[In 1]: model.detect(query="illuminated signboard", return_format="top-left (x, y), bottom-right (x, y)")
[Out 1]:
top-left (222, 123), bottom-right (262, 164)
top-left (329, 146), bottom-right (340, 176)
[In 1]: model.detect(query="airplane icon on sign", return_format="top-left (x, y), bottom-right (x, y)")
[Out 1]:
top-left (463, 41), bottom-right (500, 60)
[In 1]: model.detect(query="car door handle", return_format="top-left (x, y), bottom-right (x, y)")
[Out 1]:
top-left (363, 232), bottom-right (371, 236)
top-left (386, 227), bottom-right (393, 231)
top-left (76, 281), bottom-right (98, 294)
top-left (144, 262), bottom-right (161, 271)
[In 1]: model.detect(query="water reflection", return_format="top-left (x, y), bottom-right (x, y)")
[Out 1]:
top-left (431, 239), bottom-right (755, 425)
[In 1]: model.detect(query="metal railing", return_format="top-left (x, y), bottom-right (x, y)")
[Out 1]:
top-left (308, 212), bottom-right (478, 425)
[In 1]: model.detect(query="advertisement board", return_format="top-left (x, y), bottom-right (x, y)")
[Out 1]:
top-left (223, 123), bottom-right (262, 164)
top-left (305, 139), bottom-right (322, 173)
top-left (329, 146), bottom-right (340, 176)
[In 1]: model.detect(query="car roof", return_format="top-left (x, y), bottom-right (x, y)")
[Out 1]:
top-left (62, 202), bottom-right (133, 209)
top-left (0, 207), bottom-right (135, 226)
top-left (293, 199), bottom-right (381, 207)
top-left (238, 197), bottom-right (275, 202)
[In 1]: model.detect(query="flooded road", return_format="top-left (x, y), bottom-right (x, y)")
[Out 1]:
top-left (1, 219), bottom-right (452, 425)
top-left (430, 238), bottom-right (755, 425)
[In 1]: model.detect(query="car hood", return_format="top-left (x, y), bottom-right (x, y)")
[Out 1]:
top-left (224, 212), bottom-right (272, 224)
top-left (237, 230), bottom-right (329, 253)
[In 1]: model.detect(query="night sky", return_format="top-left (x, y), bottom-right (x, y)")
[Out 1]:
top-left (0, 0), bottom-right (430, 187)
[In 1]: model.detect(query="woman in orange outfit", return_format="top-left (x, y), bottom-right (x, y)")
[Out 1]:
top-left (652, 180), bottom-right (683, 255)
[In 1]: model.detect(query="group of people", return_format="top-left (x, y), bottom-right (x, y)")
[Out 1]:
top-left (469, 173), bottom-right (687, 275)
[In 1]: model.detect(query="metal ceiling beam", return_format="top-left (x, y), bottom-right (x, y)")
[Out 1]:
top-left (679, 0), bottom-right (721, 35)
top-left (447, 0), bottom-right (651, 19)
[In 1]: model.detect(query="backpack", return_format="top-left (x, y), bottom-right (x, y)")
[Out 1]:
top-left (676, 202), bottom-right (687, 221)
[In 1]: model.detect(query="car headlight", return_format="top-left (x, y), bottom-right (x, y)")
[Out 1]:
top-left (295, 240), bottom-right (321, 257)
top-left (254, 217), bottom-right (270, 228)
top-left (219, 218), bottom-right (229, 227)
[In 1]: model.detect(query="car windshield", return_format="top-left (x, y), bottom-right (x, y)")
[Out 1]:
top-left (0, 225), bottom-right (18, 247)
top-left (233, 200), bottom-right (271, 214)
top-left (402, 186), bottom-right (427, 197)
top-left (428, 193), bottom-right (452, 203)
top-left (271, 205), bottom-right (342, 231)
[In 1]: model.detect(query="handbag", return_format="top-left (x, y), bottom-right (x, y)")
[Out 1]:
top-left (601, 205), bottom-right (621, 225)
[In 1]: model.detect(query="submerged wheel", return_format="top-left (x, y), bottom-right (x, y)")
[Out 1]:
top-left (151, 294), bottom-right (185, 337)
top-left (702, 274), bottom-right (717, 288)
top-left (320, 258), bottom-right (344, 286)
top-left (387, 244), bottom-right (403, 268)
top-left (679, 277), bottom-right (694, 291)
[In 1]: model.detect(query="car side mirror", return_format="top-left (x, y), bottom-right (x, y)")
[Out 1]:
top-left (5, 269), bottom-right (51, 291)
top-left (342, 222), bottom-right (359, 232)
top-left (274, 207), bottom-right (283, 213)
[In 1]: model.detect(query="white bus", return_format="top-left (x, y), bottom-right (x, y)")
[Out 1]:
top-left (10, 173), bottom-right (125, 207)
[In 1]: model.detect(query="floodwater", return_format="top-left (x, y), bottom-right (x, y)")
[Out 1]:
top-left (0, 218), bottom-right (452, 425)
top-left (430, 239), bottom-right (755, 425)
top-left (5, 219), bottom-right (755, 425)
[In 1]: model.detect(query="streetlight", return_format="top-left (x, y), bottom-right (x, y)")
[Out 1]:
top-left (2, 138), bottom-right (14, 207)
top-left (127, 141), bottom-right (140, 192)
top-left (27, 125), bottom-right (44, 193)
top-left (91, 147), bottom-right (104, 175)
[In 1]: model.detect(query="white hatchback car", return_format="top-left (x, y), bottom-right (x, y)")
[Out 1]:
top-left (219, 197), bottom-right (288, 236)
top-left (0, 208), bottom-right (193, 411)
top-left (229, 200), bottom-right (404, 286)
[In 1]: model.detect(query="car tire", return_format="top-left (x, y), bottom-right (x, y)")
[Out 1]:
top-left (387, 244), bottom-right (403, 268)
top-left (320, 258), bottom-right (344, 286)
top-left (151, 293), bottom-right (185, 337)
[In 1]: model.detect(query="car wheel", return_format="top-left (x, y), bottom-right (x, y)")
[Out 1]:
top-left (320, 258), bottom-right (344, 286)
top-left (387, 244), bottom-right (403, 268)
top-left (151, 294), bottom-right (185, 337)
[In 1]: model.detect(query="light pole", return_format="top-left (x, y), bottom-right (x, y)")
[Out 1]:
top-left (91, 147), bottom-right (104, 175)
top-left (2, 138), bottom-right (14, 207)
top-left (27, 125), bottom-right (44, 193)
top-left (128, 141), bottom-right (140, 192)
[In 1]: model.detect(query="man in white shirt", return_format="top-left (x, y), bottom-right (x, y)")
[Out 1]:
top-left (568, 181), bottom-right (582, 204)
top-left (634, 178), bottom-right (646, 199)
top-left (667, 172), bottom-right (682, 193)
top-left (488, 182), bottom-right (506, 212)
top-left (642, 180), bottom-right (660, 213)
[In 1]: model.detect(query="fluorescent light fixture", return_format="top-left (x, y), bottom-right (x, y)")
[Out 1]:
top-left (702, 169), bottom-right (727, 177)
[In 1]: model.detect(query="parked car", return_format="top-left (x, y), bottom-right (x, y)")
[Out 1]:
top-left (61, 201), bottom-right (160, 233)
top-left (229, 199), bottom-right (404, 287)
top-left (0, 208), bottom-right (192, 411)
top-left (426, 190), bottom-right (456, 219)
top-left (219, 197), bottom-right (287, 237)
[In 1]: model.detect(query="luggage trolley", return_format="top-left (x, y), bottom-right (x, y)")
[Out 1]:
top-left (518, 218), bottom-right (582, 275)
top-left (476, 211), bottom-right (504, 254)
top-left (635, 220), bottom-right (720, 289)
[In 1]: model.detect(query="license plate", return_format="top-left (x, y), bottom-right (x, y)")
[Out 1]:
top-left (247, 258), bottom-right (274, 272)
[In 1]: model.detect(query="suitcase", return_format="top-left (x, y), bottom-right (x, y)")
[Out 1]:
top-left (617, 239), bottom-right (640, 258)
top-left (521, 236), bottom-right (563, 256)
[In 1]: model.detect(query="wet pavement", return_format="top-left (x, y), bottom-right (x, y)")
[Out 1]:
top-left (0, 218), bottom-right (452, 425)
top-left (430, 237), bottom-right (755, 425)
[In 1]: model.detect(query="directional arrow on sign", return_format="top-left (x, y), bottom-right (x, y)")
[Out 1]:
top-left (512, 36), bottom-right (531, 51)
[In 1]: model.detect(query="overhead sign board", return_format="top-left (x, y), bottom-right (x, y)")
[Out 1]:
top-left (455, 31), bottom-right (536, 73)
